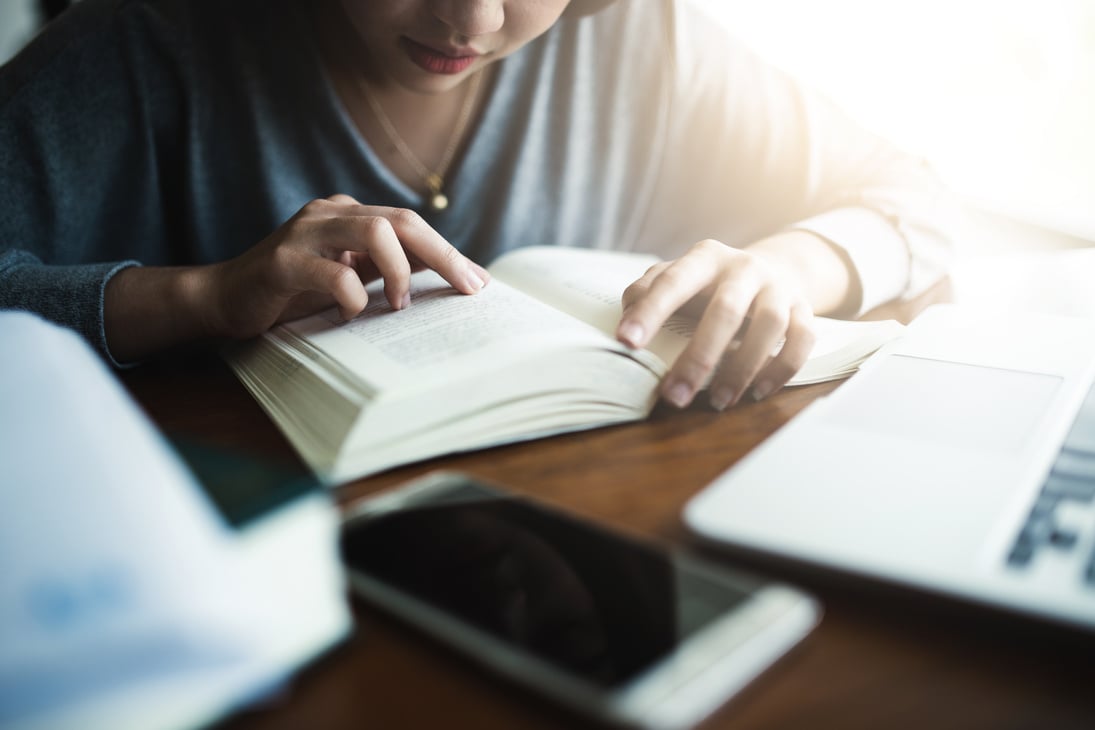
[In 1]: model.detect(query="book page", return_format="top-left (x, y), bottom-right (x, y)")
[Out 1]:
top-left (489, 246), bottom-right (905, 386)
top-left (487, 246), bottom-right (691, 367)
top-left (281, 271), bottom-right (619, 391)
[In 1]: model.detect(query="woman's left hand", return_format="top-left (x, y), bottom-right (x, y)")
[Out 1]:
top-left (616, 238), bottom-right (817, 411)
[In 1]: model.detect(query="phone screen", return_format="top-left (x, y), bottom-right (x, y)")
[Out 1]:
top-left (340, 478), bottom-right (756, 689)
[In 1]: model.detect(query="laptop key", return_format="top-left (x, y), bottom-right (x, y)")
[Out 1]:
top-left (1043, 470), bottom-right (1095, 503)
top-left (1030, 493), bottom-right (1061, 514)
top-left (1006, 510), bottom-right (1058, 569)
top-left (1054, 449), bottom-right (1095, 479)
top-left (1007, 541), bottom-right (1035, 567)
top-left (1048, 528), bottom-right (1079, 550)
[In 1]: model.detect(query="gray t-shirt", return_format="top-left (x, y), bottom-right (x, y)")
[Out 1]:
top-left (0, 0), bottom-right (952, 363)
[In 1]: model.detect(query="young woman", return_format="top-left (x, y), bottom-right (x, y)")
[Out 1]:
top-left (0, 0), bottom-right (952, 410)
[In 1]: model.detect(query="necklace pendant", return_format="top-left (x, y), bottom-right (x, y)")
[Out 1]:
top-left (358, 70), bottom-right (481, 217)
top-left (425, 173), bottom-right (447, 211)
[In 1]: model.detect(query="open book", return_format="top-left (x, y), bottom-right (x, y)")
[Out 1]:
top-left (226, 246), bottom-right (903, 484)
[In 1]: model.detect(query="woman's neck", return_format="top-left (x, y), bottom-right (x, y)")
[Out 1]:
top-left (311, 3), bottom-right (493, 200)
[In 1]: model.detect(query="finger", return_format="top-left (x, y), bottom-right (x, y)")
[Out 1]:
top-left (346, 255), bottom-right (427, 287)
top-left (325, 193), bottom-right (361, 206)
top-left (278, 290), bottom-right (338, 323)
top-left (378, 207), bottom-right (489, 294)
top-left (747, 302), bottom-right (816, 401)
top-left (660, 278), bottom-right (758, 408)
top-left (294, 195), bottom-right (363, 222)
top-left (620, 262), bottom-right (670, 311)
top-left (284, 255), bottom-right (368, 321)
top-left (708, 289), bottom-right (792, 410)
top-left (616, 244), bottom-right (725, 349)
top-left (338, 250), bottom-right (386, 286)
top-left (403, 250), bottom-right (429, 272)
top-left (345, 216), bottom-right (413, 310)
top-left (304, 216), bottom-right (413, 309)
top-left (300, 204), bottom-right (487, 296)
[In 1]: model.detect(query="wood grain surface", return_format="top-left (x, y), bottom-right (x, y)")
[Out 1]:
top-left (120, 336), bottom-right (1095, 730)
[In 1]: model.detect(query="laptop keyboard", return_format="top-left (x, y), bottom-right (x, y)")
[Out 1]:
top-left (1006, 380), bottom-right (1095, 584)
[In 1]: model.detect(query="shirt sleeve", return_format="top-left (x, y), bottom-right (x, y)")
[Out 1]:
top-left (0, 252), bottom-right (139, 368)
top-left (647, 0), bottom-right (955, 317)
top-left (0, 0), bottom-right (184, 365)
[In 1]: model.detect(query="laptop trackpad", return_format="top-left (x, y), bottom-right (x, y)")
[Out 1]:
top-left (822, 355), bottom-right (1062, 454)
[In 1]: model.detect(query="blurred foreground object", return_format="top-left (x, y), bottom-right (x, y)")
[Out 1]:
top-left (0, 312), bottom-right (351, 730)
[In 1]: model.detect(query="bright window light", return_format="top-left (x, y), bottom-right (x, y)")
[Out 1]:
top-left (695, 0), bottom-right (1095, 241)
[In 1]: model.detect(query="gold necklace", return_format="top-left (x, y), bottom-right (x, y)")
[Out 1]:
top-left (357, 72), bottom-right (483, 212)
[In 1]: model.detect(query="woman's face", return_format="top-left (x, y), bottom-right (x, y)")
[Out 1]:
top-left (339, 0), bottom-right (572, 93)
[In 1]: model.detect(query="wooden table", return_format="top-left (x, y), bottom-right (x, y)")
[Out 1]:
top-left (120, 344), bottom-right (1095, 730)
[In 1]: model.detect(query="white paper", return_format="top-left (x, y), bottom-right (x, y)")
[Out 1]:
top-left (0, 312), bottom-right (344, 730)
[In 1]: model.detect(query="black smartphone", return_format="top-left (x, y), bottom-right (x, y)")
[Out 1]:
top-left (339, 472), bottom-right (819, 729)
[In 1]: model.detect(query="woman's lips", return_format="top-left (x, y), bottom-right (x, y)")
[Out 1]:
top-left (401, 37), bottom-right (479, 75)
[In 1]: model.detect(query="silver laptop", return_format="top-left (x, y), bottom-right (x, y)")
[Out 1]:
top-left (684, 304), bottom-right (1095, 632)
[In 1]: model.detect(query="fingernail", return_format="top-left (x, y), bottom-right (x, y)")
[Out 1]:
top-left (751, 380), bottom-right (773, 401)
top-left (400, 292), bottom-right (411, 310)
top-left (710, 385), bottom-right (737, 412)
top-left (618, 321), bottom-right (645, 348)
top-left (465, 270), bottom-right (486, 291)
top-left (663, 380), bottom-right (693, 409)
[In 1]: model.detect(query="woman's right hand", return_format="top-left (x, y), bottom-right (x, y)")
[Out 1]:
top-left (207, 194), bottom-right (490, 339)
top-left (104, 194), bottom-right (489, 362)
